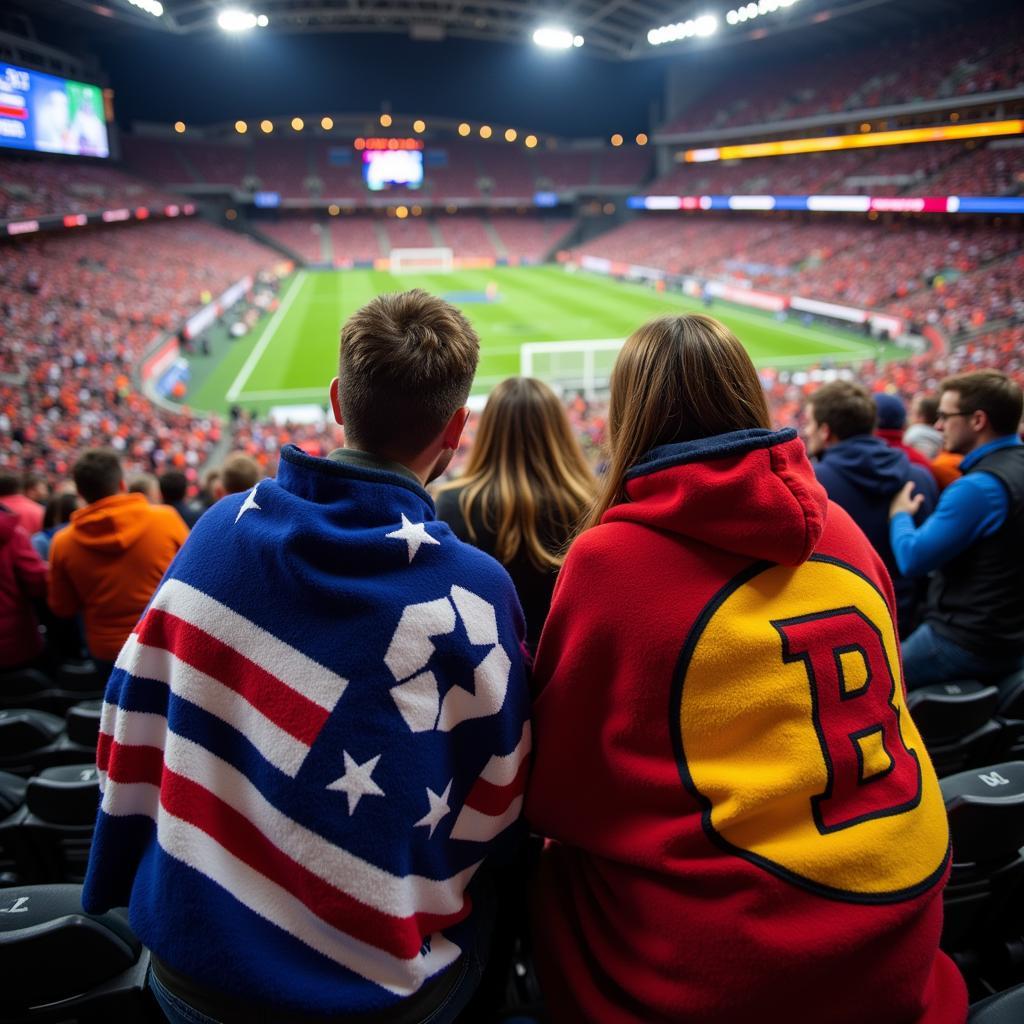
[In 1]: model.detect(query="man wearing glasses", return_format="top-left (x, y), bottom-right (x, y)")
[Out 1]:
top-left (889, 370), bottom-right (1024, 688)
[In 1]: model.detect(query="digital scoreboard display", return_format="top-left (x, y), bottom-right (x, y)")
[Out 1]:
top-left (0, 62), bottom-right (109, 158)
top-left (357, 137), bottom-right (423, 191)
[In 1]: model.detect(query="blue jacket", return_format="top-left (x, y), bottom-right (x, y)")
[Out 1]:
top-left (814, 435), bottom-right (937, 629)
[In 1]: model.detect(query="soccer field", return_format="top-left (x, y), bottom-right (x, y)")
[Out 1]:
top-left (186, 266), bottom-right (901, 416)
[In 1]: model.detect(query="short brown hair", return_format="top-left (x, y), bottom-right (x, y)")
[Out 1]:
top-left (74, 448), bottom-right (123, 504)
top-left (940, 370), bottom-right (1023, 436)
top-left (221, 452), bottom-right (261, 495)
top-left (807, 381), bottom-right (876, 441)
top-left (338, 289), bottom-right (479, 458)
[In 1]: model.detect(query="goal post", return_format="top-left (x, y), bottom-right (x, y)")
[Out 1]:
top-left (520, 339), bottom-right (625, 400)
top-left (389, 247), bottom-right (454, 274)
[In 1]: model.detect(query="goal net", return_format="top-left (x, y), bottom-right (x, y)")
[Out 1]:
top-left (389, 247), bottom-right (454, 274)
top-left (520, 339), bottom-right (625, 400)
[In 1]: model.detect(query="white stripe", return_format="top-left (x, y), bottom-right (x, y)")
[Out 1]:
top-left (104, 703), bottom-right (169, 749)
top-left (101, 778), bottom-right (160, 818)
top-left (116, 636), bottom-right (311, 777)
top-left (225, 271), bottom-right (306, 402)
top-left (479, 722), bottom-right (531, 787)
top-left (156, 809), bottom-right (462, 995)
top-left (101, 711), bottom-right (480, 919)
top-left (450, 796), bottom-right (523, 844)
top-left (149, 579), bottom-right (347, 713)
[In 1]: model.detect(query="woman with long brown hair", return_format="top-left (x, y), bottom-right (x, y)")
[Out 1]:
top-left (435, 376), bottom-right (596, 650)
top-left (524, 314), bottom-right (965, 1024)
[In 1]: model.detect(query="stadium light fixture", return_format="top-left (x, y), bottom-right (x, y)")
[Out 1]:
top-left (524, 134), bottom-right (538, 148)
top-left (636, 132), bottom-right (648, 145)
top-left (413, 119), bottom-right (426, 133)
top-left (610, 133), bottom-right (623, 147)
top-left (260, 119), bottom-right (273, 133)
top-left (533, 27), bottom-right (582, 50)
top-left (128, 0), bottom-right (164, 15)
top-left (235, 120), bottom-right (248, 133)
top-left (457, 122), bottom-right (471, 137)
top-left (217, 9), bottom-right (268, 32)
top-left (504, 128), bottom-right (517, 142)
top-left (479, 125), bottom-right (493, 139)
top-left (380, 113), bottom-right (393, 127)
top-left (648, 14), bottom-right (717, 46)
top-left (291, 117), bottom-right (304, 131)
top-left (321, 116), bottom-right (334, 130)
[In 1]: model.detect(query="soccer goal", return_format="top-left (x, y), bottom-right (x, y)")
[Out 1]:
top-left (389, 247), bottom-right (454, 274)
top-left (520, 339), bottom-right (626, 400)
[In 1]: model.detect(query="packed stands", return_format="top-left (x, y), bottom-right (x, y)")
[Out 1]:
top-left (594, 148), bottom-right (652, 188)
top-left (436, 215), bottom-right (497, 259)
top-left (534, 150), bottom-right (595, 190)
top-left (0, 220), bottom-right (277, 485)
top-left (660, 3), bottom-right (1024, 135)
top-left (490, 215), bottom-right (574, 262)
top-left (328, 215), bottom-right (383, 265)
top-left (252, 140), bottom-right (312, 198)
top-left (476, 144), bottom-right (535, 198)
top-left (0, 156), bottom-right (182, 221)
top-left (256, 218), bottom-right (328, 263)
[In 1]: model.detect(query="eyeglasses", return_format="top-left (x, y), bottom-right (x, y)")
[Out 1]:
top-left (935, 411), bottom-right (969, 423)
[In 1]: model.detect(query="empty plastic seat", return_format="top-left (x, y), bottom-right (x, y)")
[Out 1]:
top-left (64, 701), bottom-right (102, 750)
top-left (908, 681), bottom-right (1002, 776)
top-left (969, 981), bottom-right (1024, 1022)
top-left (0, 711), bottom-right (65, 775)
top-left (0, 883), bottom-right (148, 1020)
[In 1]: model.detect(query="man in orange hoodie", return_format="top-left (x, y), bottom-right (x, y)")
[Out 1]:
top-left (49, 448), bottom-right (188, 674)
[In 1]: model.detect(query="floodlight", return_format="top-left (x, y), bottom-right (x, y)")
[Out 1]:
top-left (128, 0), bottom-right (164, 15)
top-left (533, 27), bottom-right (576, 49)
top-left (694, 14), bottom-right (718, 35)
top-left (218, 9), bottom-right (260, 31)
top-left (257, 14), bottom-right (269, 26)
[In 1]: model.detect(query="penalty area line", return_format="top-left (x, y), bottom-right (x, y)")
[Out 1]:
top-left (226, 272), bottom-right (307, 403)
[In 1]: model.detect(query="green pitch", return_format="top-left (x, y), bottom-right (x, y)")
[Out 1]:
top-left (185, 266), bottom-right (901, 416)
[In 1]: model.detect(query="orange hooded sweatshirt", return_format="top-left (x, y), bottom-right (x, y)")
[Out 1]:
top-left (49, 492), bottom-right (188, 661)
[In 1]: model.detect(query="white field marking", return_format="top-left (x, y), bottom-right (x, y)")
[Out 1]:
top-left (226, 272), bottom-right (307, 402)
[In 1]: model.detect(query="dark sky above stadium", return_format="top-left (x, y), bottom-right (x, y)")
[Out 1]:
top-left (90, 31), bottom-right (670, 138)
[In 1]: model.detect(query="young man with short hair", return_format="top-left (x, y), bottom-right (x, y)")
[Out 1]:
top-left (0, 469), bottom-right (45, 536)
top-left (890, 370), bottom-right (1024, 687)
top-left (84, 290), bottom-right (530, 1024)
top-left (803, 380), bottom-right (936, 635)
top-left (49, 448), bottom-right (187, 675)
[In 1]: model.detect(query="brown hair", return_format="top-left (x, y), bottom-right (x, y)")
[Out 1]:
top-left (940, 370), bottom-right (1023, 436)
top-left (436, 378), bottom-right (597, 570)
top-left (582, 313), bottom-right (771, 532)
top-left (338, 289), bottom-right (479, 459)
top-left (807, 380), bottom-right (877, 441)
top-left (74, 448), bottom-right (123, 504)
top-left (220, 452), bottom-right (261, 495)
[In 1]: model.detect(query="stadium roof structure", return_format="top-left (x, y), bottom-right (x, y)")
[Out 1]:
top-left (35, 0), bottom-right (980, 60)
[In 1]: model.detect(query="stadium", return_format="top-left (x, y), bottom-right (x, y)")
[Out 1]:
top-left (0, 0), bottom-right (1023, 1020)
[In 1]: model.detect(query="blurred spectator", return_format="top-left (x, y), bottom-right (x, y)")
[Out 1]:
top-left (904, 395), bottom-right (943, 461)
top-left (128, 473), bottom-right (162, 503)
top-left (158, 469), bottom-right (201, 529)
top-left (214, 452), bottom-right (261, 498)
top-left (0, 502), bottom-right (48, 671)
top-left (49, 448), bottom-right (188, 674)
top-left (31, 491), bottom-right (82, 562)
top-left (0, 469), bottom-right (45, 535)
top-left (804, 381), bottom-right (936, 635)
top-left (875, 393), bottom-right (937, 480)
top-left (891, 370), bottom-right (1024, 687)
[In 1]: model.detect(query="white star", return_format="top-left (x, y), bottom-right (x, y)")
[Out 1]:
top-left (414, 780), bottom-right (452, 838)
top-left (386, 514), bottom-right (440, 563)
top-left (326, 751), bottom-right (385, 815)
top-left (234, 482), bottom-right (262, 524)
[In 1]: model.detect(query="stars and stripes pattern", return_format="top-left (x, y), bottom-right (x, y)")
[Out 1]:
top-left (84, 452), bottom-right (530, 1015)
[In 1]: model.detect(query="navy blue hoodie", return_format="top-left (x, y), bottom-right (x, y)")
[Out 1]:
top-left (813, 434), bottom-right (937, 633)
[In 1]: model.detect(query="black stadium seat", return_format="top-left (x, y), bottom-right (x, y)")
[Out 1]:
top-left (0, 883), bottom-right (150, 1023)
top-left (908, 681), bottom-right (1002, 776)
top-left (970, 981), bottom-right (1024, 1022)
top-left (65, 701), bottom-right (102, 750)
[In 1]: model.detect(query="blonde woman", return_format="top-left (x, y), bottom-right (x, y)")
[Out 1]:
top-left (525, 314), bottom-right (965, 1024)
top-left (435, 377), bottom-right (596, 651)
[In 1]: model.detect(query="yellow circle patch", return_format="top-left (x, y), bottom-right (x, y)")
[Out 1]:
top-left (675, 557), bottom-right (949, 900)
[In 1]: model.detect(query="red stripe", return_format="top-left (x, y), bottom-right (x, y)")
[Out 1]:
top-left (104, 739), bottom-right (164, 788)
top-left (97, 730), bottom-right (112, 774)
top-left (0, 105), bottom-right (27, 119)
top-left (136, 609), bottom-right (328, 746)
top-left (464, 756), bottom-right (528, 816)
top-left (159, 769), bottom-right (470, 959)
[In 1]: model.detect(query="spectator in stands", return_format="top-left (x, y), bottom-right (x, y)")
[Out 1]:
top-left (32, 491), bottom-right (82, 562)
top-left (0, 501), bottom-right (47, 671)
top-left (803, 380), bottom-right (936, 636)
top-left (211, 451), bottom-right (261, 498)
top-left (904, 395), bottom-right (943, 461)
top-left (49, 448), bottom-right (188, 676)
top-left (83, 290), bottom-right (529, 1024)
top-left (526, 313), bottom-right (965, 1024)
top-left (435, 377), bottom-right (596, 650)
top-left (874, 393), bottom-right (937, 479)
top-left (158, 469), bottom-right (201, 529)
top-left (891, 370), bottom-right (1024, 688)
top-left (23, 472), bottom-right (48, 507)
top-left (128, 473), bottom-right (161, 504)
top-left (0, 470), bottom-right (45, 536)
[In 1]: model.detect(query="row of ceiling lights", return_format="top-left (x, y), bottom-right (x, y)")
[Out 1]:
top-left (173, 116), bottom-right (650, 147)
top-left (648, 0), bottom-right (799, 46)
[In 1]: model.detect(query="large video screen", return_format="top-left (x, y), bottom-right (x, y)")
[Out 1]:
top-left (363, 149), bottom-right (423, 191)
top-left (0, 62), bottom-right (109, 158)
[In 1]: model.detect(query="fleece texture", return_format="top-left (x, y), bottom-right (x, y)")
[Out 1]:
top-left (526, 427), bottom-right (966, 1024)
top-left (82, 444), bottom-right (530, 1015)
